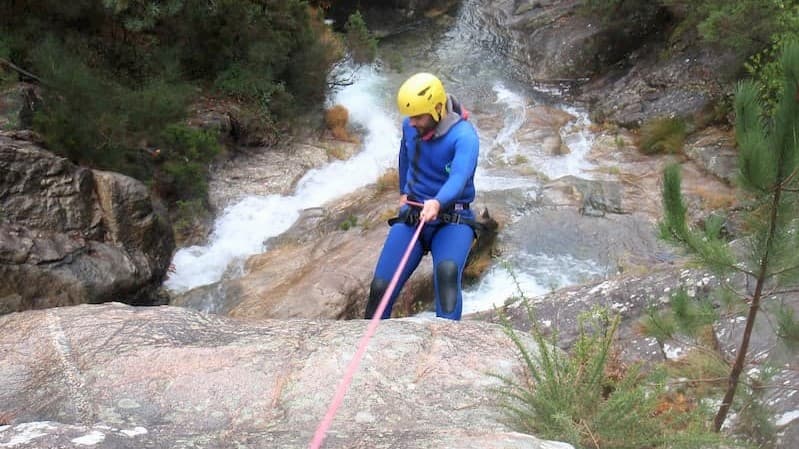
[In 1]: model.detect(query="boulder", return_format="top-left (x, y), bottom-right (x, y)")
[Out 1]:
top-left (578, 44), bottom-right (736, 127)
top-left (0, 303), bottom-right (570, 449)
top-left (0, 133), bottom-right (174, 313)
top-left (469, 0), bottom-right (663, 82)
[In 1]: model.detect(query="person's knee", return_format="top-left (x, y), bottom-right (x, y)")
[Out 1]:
top-left (365, 277), bottom-right (390, 319)
top-left (435, 260), bottom-right (459, 314)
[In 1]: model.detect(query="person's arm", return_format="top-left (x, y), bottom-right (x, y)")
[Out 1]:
top-left (398, 124), bottom-right (409, 197)
top-left (433, 127), bottom-right (479, 208)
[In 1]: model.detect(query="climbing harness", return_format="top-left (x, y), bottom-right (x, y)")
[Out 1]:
top-left (308, 217), bottom-right (426, 449)
top-left (389, 199), bottom-right (486, 237)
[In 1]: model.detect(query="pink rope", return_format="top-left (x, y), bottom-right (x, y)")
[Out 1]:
top-left (308, 218), bottom-right (426, 449)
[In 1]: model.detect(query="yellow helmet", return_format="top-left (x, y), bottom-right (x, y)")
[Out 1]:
top-left (397, 73), bottom-right (447, 121)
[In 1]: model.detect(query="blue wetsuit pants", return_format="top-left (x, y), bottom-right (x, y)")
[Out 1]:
top-left (365, 220), bottom-right (474, 320)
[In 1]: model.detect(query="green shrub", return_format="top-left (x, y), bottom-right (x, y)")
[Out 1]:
top-left (745, 37), bottom-right (799, 116)
top-left (344, 10), bottom-right (377, 64)
top-left (0, 38), bottom-right (16, 88)
top-left (154, 124), bottom-right (221, 201)
top-left (30, 37), bottom-right (127, 168)
top-left (691, 0), bottom-right (786, 58)
top-left (339, 214), bottom-right (358, 231)
top-left (638, 116), bottom-right (687, 155)
top-left (777, 305), bottom-right (799, 350)
top-left (214, 63), bottom-right (286, 112)
top-left (29, 37), bottom-right (193, 170)
top-left (172, 198), bottom-right (212, 245)
top-left (495, 305), bottom-right (722, 449)
top-left (2, 0), bottom-right (340, 140)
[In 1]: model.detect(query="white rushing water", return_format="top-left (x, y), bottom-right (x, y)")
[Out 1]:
top-left (165, 68), bottom-right (399, 292)
top-left (461, 83), bottom-right (605, 314)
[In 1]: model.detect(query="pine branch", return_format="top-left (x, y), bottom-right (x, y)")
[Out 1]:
top-left (0, 57), bottom-right (45, 85)
top-left (750, 383), bottom-right (799, 392)
top-left (765, 286), bottom-right (799, 296)
top-left (776, 169), bottom-right (799, 191)
top-left (655, 377), bottom-right (730, 387)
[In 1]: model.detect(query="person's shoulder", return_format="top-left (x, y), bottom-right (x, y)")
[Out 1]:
top-left (452, 117), bottom-right (478, 138)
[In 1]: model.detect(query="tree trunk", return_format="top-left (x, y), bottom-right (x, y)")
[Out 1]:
top-left (712, 292), bottom-right (761, 431)
top-left (713, 185), bottom-right (782, 431)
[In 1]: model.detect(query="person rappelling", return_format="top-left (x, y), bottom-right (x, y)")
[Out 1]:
top-left (364, 72), bottom-right (480, 321)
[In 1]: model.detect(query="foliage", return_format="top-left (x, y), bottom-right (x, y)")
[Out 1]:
top-left (338, 214), bottom-right (358, 231)
top-left (154, 124), bottom-right (221, 201)
top-left (695, 2), bottom-right (799, 114)
top-left (0, 0), bottom-right (342, 212)
top-left (658, 41), bottom-right (799, 432)
top-left (672, 1), bottom-right (799, 113)
top-left (0, 37), bottom-right (15, 88)
top-left (374, 169), bottom-right (399, 194)
top-left (638, 116), bottom-right (687, 155)
top-left (344, 10), bottom-right (377, 64)
top-left (644, 290), bottom-right (719, 342)
top-left (732, 366), bottom-right (780, 449)
top-left (494, 305), bottom-right (721, 449)
top-left (661, 1), bottom-right (784, 54)
top-left (776, 305), bottom-right (799, 350)
top-left (172, 198), bottom-right (212, 245)
top-left (29, 38), bottom-right (190, 172)
top-left (659, 164), bottom-right (736, 274)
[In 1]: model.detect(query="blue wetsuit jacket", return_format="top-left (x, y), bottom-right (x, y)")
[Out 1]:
top-left (399, 95), bottom-right (479, 210)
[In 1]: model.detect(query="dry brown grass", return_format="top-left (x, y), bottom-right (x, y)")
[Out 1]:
top-left (374, 169), bottom-right (399, 194)
top-left (691, 184), bottom-right (736, 210)
top-left (325, 105), bottom-right (353, 142)
top-left (326, 146), bottom-right (348, 160)
top-left (0, 411), bottom-right (13, 426)
top-left (377, 208), bottom-right (397, 223)
top-left (653, 392), bottom-right (695, 418)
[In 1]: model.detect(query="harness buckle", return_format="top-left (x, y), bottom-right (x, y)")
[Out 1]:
top-left (440, 212), bottom-right (463, 225)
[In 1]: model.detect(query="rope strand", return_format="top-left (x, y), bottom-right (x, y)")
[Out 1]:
top-left (308, 218), bottom-right (426, 449)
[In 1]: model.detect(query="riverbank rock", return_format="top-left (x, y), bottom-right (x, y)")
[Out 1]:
top-left (0, 302), bottom-right (570, 449)
top-left (465, 1), bottom-right (737, 128)
top-left (470, 0), bottom-right (664, 82)
top-left (577, 42), bottom-right (737, 128)
top-left (0, 132), bottom-right (174, 313)
top-left (207, 137), bottom-right (360, 213)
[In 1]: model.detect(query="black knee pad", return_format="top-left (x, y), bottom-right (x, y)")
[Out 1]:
top-left (436, 260), bottom-right (459, 314)
top-left (364, 277), bottom-right (390, 319)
